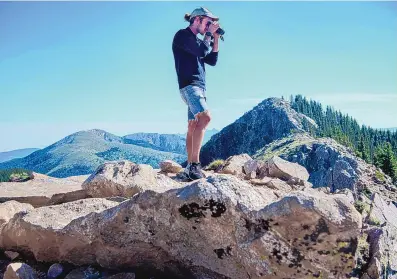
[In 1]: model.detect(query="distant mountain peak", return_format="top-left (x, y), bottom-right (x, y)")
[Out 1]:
top-left (200, 97), bottom-right (318, 165)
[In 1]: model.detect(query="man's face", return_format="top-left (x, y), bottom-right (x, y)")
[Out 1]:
top-left (195, 16), bottom-right (213, 35)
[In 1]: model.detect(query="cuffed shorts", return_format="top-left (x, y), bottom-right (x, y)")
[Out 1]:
top-left (179, 85), bottom-right (209, 121)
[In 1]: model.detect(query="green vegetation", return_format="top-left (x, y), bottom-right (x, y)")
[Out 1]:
top-left (362, 187), bottom-right (372, 199)
top-left (206, 159), bottom-right (224, 171)
top-left (354, 201), bottom-right (370, 214)
top-left (368, 215), bottom-right (382, 226)
top-left (289, 94), bottom-right (397, 184)
top-left (375, 170), bottom-right (386, 182)
top-left (374, 142), bottom-right (397, 183)
top-left (0, 168), bottom-right (33, 182)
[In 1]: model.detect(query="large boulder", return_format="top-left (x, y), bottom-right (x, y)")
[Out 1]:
top-left (219, 154), bottom-right (252, 176)
top-left (200, 97), bottom-right (318, 166)
top-left (358, 193), bottom-right (397, 279)
top-left (82, 160), bottom-right (181, 198)
top-left (1, 174), bottom-right (362, 279)
top-left (0, 173), bottom-right (87, 208)
top-left (0, 198), bottom-right (120, 252)
top-left (366, 193), bottom-right (397, 226)
top-left (0, 201), bottom-right (34, 228)
top-left (266, 156), bottom-right (309, 182)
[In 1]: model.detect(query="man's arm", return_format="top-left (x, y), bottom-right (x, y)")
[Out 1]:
top-left (203, 35), bottom-right (219, 66)
top-left (173, 31), bottom-right (211, 58)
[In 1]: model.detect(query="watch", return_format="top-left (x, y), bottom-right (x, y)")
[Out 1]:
top-left (205, 31), bottom-right (213, 37)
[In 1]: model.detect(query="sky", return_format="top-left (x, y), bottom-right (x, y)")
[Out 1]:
top-left (0, 1), bottom-right (396, 152)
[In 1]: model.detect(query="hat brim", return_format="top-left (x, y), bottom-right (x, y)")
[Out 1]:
top-left (206, 14), bottom-right (219, 21)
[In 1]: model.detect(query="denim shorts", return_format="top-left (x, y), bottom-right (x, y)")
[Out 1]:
top-left (179, 85), bottom-right (209, 121)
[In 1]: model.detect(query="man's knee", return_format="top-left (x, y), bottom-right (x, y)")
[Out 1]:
top-left (196, 111), bottom-right (211, 128)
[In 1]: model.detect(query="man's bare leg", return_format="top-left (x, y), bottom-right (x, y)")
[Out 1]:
top-left (191, 111), bottom-right (211, 163)
top-left (186, 120), bottom-right (197, 163)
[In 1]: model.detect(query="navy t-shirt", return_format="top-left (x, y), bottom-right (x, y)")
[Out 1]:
top-left (172, 27), bottom-right (218, 90)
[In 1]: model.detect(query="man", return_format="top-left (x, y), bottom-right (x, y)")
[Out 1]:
top-left (172, 7), bottom-right (221, 180)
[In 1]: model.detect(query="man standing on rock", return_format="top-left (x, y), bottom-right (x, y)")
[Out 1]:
top-left (172, 7), bottom-right (221, 180)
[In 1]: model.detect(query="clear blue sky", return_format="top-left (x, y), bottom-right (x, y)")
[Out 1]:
top-left (1, 1), bottom-right (396, 152)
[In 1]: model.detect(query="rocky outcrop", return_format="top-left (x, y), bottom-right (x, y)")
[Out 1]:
top-left (0, 173), bottom-right (87, 208)
top-left (1, 157), bottom-right (396, 279)
top-left (359, 193), bottom-right (397, 279)
top-left (81, 160), bottom-right (181, 198)
top-left (254, 133), bottom-right (397, 203)
top-left (1, 172), bottom-right (363, 279)
top-left (200, 97), bottom-right (318, 166)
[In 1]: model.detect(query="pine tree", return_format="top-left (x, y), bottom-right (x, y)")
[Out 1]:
top-left (374, 142), bottom-right (397, 182)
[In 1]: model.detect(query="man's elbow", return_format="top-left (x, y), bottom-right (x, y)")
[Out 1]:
top-left (208, 59), bottom-right (218, 66)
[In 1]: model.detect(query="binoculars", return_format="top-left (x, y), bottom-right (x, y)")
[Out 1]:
top-left (216, 27), bottom-right (225, 36)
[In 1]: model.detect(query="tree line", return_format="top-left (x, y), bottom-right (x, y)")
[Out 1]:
top-left (287, 94), bottom-right (397, 183)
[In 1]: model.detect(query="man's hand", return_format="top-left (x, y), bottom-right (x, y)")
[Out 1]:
top-left (208, 21), bottom-right (219, 35)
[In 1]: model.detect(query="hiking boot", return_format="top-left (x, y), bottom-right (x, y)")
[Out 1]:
top-left (183, 163), bottom-right (191, 176)
top-left (188, 162), bottom-right (206, 180)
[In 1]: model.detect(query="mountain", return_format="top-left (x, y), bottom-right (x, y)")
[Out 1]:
top-left (122, 133), bottom-right (186, 154)
top-left (200, 98), bottom-right (317, 165)
top-left (0, 148), bottom-right (40, 163)
top-left (0, 129), bottom-right (186, 178)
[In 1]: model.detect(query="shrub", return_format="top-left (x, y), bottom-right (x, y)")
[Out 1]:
top-left (368, 215), bottom-right (382, 226)
top-left (362, 187), bottom-right (372, 199)
top-left (0, 168), bottom-right (33, 182)
top-left (206, 159), bottom-right (224, 171)
top-left (354, 201), bottom-right (370, 214)
top-left (375, 170), bottom-right (386, 182)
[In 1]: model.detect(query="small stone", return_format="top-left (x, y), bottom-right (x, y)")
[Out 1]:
top-left (4, 262), bottom-right (37, 279)
top-left (47, 263), bottom-right (63, 278)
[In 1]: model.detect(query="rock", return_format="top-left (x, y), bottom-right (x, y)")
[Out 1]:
top-left (359, 194), bottom-right (397, 279)
top-left (250, 177), bottom-right (272, 186)
top-left (367, 193), bottom-right (397, 227)
top-left (267, 156), bottom-right (309, 182)
top-left (243, 159), bottom-right (258, 179)
top-left (4, 251), bottom-right (19, 261)
top-left (159, 160), bottom-right (183, 173)
top-left (365, 225), bottom-right (397, 279)
top-left (266, 178), bottom-right (293, 189)
top-left (4, 263), bottom-right (37, 279)
top-left (286, 176), bottom-right (304, 186)
top-left (334, 189), bottom-right (355, 205)
top-left (0, 174), bottom-right (87, 208)
top-left (0, 198), bottom-right (120, 262)
top-left (47, 263), bottom-right (63, 278)
top-left (220, 154), bottom-right (252, 176)
top-left (256, 160), bottom-right (269, 179)
top-left (82, 160), bottom-right (180, 198)
top-left (0, 201), bottom-right (34, 246)
top-left (0, 174), bottom-right (362, 279)
top-left (254, 134), bottom-right (397, 204)
top-left (244, 171), bottom-right (256, 180)
top-left (0, 201), bottom-right (34, 228)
